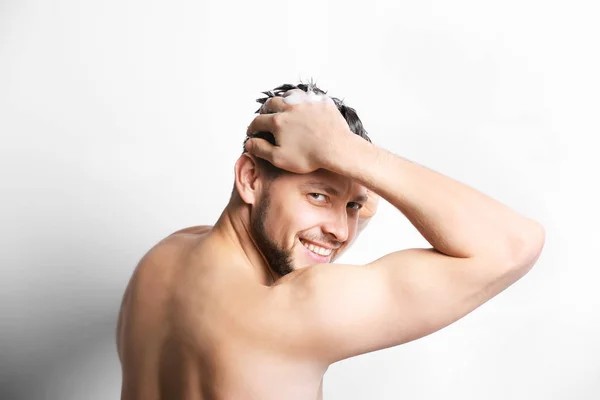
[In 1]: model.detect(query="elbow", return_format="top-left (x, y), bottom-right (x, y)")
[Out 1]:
top-left (507, 220), bottom-right (546, 272)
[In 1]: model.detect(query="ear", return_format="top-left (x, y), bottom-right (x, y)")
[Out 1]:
top-left (234, 154), bottom-right (263, 205)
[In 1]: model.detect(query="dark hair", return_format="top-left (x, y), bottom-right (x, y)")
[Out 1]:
top-left (242, 80), bottom-right (372, 178)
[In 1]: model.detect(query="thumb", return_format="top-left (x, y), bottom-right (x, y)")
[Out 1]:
top-left (245, 138), bottom-right (275, 163)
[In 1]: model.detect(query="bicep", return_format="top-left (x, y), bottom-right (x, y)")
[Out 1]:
top-left (278, 248), bottom-right (521, 365)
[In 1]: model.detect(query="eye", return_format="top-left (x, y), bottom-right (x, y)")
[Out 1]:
top-left (347, 202), bottom-right (363, 210)
top-left (309, 193), bottom-right (327, 202)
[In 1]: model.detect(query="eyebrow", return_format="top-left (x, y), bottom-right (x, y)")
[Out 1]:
top-left (301, 181), bottom-right (368, 203)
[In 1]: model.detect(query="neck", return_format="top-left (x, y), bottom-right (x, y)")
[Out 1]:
top-left (212, 198), bottom-right (278, 286)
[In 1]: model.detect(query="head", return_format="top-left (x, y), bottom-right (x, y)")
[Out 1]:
top-left (233, 81), bottom-right (372, 278)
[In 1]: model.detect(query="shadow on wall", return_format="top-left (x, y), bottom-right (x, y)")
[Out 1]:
top-left (0, 159), bottom-right (158, 399)
top-left (1, 311), bottom-right (121, 400)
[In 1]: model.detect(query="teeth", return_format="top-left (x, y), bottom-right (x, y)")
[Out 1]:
top-left (300, 239), bottom-right (332, 257)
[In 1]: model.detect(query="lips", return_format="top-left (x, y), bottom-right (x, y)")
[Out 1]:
top-left (298, 238), bottom-right (336, 263)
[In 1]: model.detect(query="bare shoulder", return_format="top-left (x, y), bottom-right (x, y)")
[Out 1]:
top-left (117, 236), bottom-right (189, 359)
top-left (168, 225), bottom-right (214, 237)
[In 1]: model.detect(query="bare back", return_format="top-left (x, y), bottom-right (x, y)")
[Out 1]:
top-left (117, 227), bottom-right (328, 400)
top-left (117, 225), bottom-right (538, 400)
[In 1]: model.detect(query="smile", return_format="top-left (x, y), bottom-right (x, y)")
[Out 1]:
top-left (299, 238), bottom-right (333, 256)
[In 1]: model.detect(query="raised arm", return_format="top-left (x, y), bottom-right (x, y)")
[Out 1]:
top-left (245, 97), bottom-right (545, 365)
top-left (326, 134), bottom-right (544, 261)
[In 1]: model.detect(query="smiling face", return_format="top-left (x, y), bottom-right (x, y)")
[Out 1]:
top-left (249, 168), bottom-right (368, 278)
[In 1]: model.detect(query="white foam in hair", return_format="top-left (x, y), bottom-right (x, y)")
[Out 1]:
top-left (259, 88), bottom-right (335, 114)
top-left (281, 88), bottom-right (335, 106)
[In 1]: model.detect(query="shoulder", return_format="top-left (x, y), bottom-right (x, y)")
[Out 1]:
top-left (167, 225), bottom-right (213, 237)
top-left (139, 225), bottom-right (213, 266)
top-left (120, 234), bottom-right (192, 317)
top-left (117, 237), bottom-right (188, 358)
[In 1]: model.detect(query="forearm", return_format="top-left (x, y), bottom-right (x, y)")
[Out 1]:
top-left (327, 134), bottom-right (543, 261)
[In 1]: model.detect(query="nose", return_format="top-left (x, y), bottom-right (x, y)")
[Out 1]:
top-left (322, 210), bottom-right (349, 243)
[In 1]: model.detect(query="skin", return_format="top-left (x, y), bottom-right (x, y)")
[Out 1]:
top-left (117, 134), bottom-right (380, 399)
top-left (117, 96), bottom-right (544, 400)
top-left (117, 166), bottom-right (377, 400)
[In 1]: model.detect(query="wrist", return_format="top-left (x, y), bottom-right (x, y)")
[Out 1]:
top-left (323, 130), bottom-right (368, 174)
top-left (324, 132), bottom-right (378, 184)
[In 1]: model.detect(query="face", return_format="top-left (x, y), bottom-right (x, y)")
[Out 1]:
top-left (250, 168), bottom-right (368, 278)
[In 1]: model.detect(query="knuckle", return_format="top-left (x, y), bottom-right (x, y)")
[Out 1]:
top-left (271, 113), bottom-right (284, 129)
top-left (262, 98), bottom-right (275, 112)
top-left (264, 97), bottom-right (281, 113)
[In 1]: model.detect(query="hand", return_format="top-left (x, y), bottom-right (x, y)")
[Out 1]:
top-left (245, 96), bottom-right (353, 174)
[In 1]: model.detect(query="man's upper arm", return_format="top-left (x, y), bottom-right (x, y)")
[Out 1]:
top-left (273, 247), bottom-right (528, 365)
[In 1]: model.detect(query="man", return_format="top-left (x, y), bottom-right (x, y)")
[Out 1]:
top-left (117, 82), bottom-right (545, 400)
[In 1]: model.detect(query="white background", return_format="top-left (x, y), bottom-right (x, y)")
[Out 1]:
top-left (1, 0), bottom-right (598, 399)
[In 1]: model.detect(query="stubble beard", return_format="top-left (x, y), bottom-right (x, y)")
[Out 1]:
top-left (250, 193), bottom-right (295, 279)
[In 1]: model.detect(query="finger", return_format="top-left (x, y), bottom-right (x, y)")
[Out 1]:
top-left (246, 114), bottom-right (276, 136)
top-left (244, 138), bottom-right (275, 163)
top-left (260, 96), bottom-right (291, 114)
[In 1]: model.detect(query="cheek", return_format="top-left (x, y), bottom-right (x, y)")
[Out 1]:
top-left (293, 203), bottom-right (328, 232)
top-left (282, 203), bottom-right (326, 247)
top-left (348, 219), bottom-right (359, 242)
top-left (265, 201), bottom-right (313, 243)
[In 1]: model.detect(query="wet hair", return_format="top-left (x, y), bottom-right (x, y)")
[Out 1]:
top-left (242, 80), bottom-right (372, 178)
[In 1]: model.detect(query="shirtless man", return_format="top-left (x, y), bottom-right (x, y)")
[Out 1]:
top-left (117, 83), bottom-right (545, 400)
